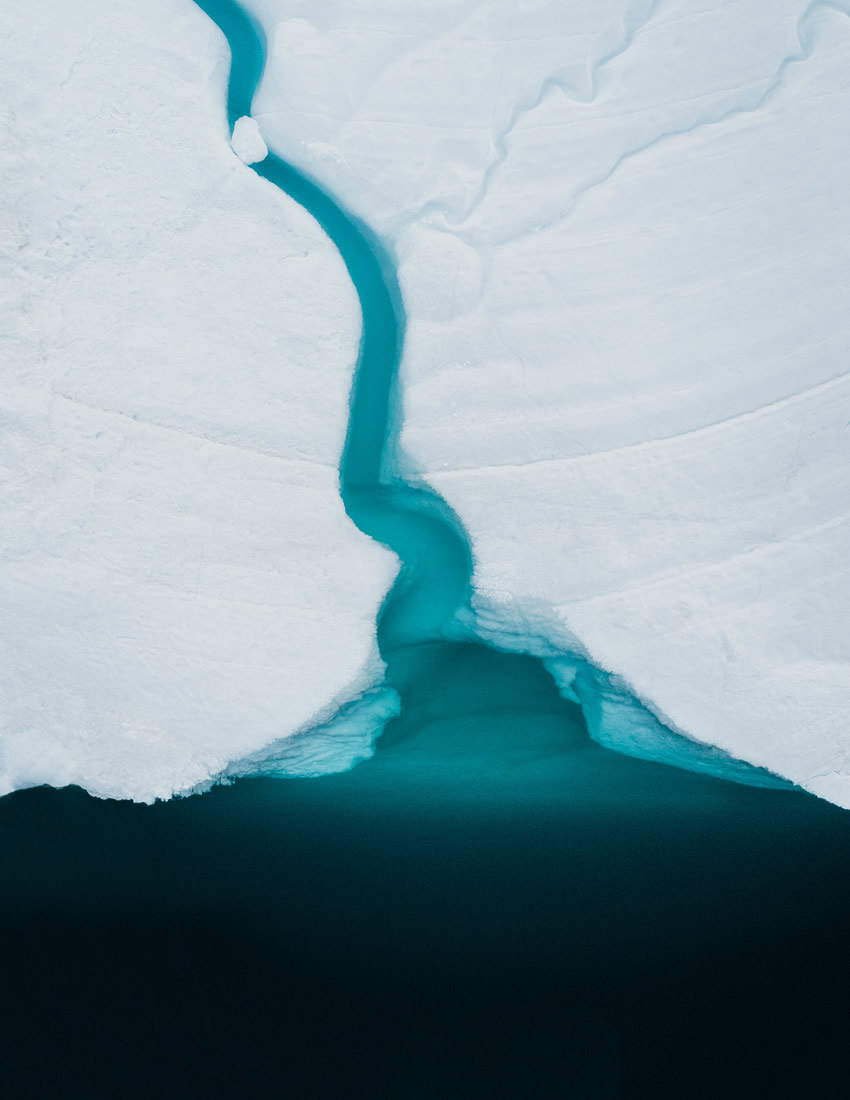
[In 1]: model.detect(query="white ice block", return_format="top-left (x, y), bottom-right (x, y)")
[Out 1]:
top-left (231, 115), bottom-right (268, 164)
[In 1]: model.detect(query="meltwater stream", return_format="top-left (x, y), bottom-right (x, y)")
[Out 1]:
top-left (193, 0), bottom-right (471, 663)
top-left (2, 2), bottom-right (850, 1096)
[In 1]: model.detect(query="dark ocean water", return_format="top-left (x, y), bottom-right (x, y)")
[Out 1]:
top-left (4, 1), bottom-right (848, 1095)
top-left (3, 643), bottom-right (850, 1096)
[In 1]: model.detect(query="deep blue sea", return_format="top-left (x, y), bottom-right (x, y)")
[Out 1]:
top-left (2, 2), bottom-right (849, 1096)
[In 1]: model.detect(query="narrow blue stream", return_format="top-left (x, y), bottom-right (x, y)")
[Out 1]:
top-left (193, 0), bottom-right (471, 662)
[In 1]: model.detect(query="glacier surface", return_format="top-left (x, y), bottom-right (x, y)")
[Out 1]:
top-left (245, 0), bottom-right (850, 805)
top-left (0, 0), bottom-right (396, 801)
top-left (5, 0), bottom-right (849, 806)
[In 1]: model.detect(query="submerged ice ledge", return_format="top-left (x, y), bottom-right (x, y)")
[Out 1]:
top-left (448, 599), bottom-right (791, 791)
top-left (212, 683), bottom-right (401, 788)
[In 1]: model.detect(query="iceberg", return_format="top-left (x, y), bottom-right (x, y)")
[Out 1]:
top-left (0, 0), bottom-right (396, 801)
top-left (4, 0), bottom-right (847, 806)
top-left (245, 0), bottom-right (850, 805)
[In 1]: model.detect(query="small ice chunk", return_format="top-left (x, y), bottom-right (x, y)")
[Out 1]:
top-left (231, 115), bottom-right (268, 164)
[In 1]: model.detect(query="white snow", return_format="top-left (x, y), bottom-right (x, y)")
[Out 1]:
top-left (231, 115), bottom-right (268, 164)
top-left (0, 0), bottom-right (395, 801)
top-left (246, 0), bottom-right (850, 804)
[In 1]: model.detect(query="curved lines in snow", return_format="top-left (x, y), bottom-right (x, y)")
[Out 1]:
top-left (568, 505), bottom-right (850, 636)
top-left (497, 0), bottom-right (850, 246)
top-left (50, 391), bottom-right (335, 469)
top-left (435, 367), bottom-right (850, 478)
top-left (417, 0), bottom-right (663, 230)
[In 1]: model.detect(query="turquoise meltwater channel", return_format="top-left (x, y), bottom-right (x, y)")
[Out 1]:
top-left (2, 2), bottom-right (850, 1097)
top-left (193, 0), bottom-right (471, 663)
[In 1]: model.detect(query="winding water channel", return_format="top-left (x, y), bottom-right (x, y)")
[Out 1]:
top-left (194, 0), bottom-right (471, 664)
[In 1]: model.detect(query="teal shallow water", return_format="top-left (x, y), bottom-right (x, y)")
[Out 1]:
top-left (2, 1), bottom-right (849, 1095)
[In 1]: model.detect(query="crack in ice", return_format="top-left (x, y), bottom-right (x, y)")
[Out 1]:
top-left (434, 368), bottom-right (850, 477)
top-left (51, 391), bottom-right (336, 470)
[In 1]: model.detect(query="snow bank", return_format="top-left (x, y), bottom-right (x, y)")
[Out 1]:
top-left (0, 0), bottom-right (395, 801)
top-left (247, 0), bottom-right (850, 804)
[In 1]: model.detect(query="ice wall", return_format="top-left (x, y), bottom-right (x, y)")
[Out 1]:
top-left (247, 0), bottom-right (850, 805)
top-left (0, 0), bottom-right (396, 801)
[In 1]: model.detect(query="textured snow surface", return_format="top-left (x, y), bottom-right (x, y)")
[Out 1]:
top-left (247, 0), bottom-right (850, 805)
top-left (231, 115), bottom-right (268, 163)
top-left (0, 0), bottom-right (395, 801)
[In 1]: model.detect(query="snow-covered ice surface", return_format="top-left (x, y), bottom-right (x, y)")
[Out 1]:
top-left (247, 0), bottom-right (850, 805)
top-left (0, 0), bottom-right (396, 801)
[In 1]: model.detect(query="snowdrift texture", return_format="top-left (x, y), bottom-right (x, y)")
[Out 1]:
top-left (246, 0), bottom-right (850, 806)
top-left (0, 0), bottom-right (396, 801)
